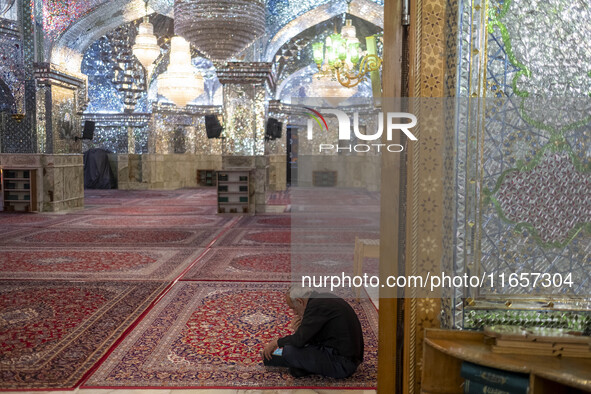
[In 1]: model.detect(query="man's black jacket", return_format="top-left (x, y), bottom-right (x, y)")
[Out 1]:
top-left (277, 292), bottom-right (364, 363)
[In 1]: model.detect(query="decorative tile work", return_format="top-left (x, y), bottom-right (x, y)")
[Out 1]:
top-left (0, 112), bottom-right (35, 153)
top-left (464, 308), bottom-right (591, 333)
top-left (407, 0), bottom-right (457, 388)
top-left (50, 85), bottom-right (79, 153)
top-left (43, 0), bottom-right (109, 41)
top-left (0, 19), bottom-right (24, 114)
top-left (451, 0), bottom-right (591, 333)
top-left (222, 83), bottom-right (267, 156)
top-left (266, 0), bottom-right (384, 40)
top-left (150, 105), bottom-right (222, 155)
top-left (486, 150), bottom-right (591, 247)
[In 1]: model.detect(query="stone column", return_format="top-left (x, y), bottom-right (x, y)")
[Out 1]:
top-left (217, 62), bottom-right (274, 213)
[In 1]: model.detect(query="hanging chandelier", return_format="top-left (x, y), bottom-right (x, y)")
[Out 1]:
top-left (132, 1), bottom-right (161, 73)
top-left (307, 71), bottom-right (357, 107)
top-left (173, 0), bottom-right (266, 62)
top-left (312, 17), bottom-right (382, 89)
top-left (158, 36), bottom-right (204, 107)
top-left (132, 19), bottom-right (160, 72)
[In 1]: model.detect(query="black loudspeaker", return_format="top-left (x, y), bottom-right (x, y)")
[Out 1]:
top-left (266, 118), bottom-right (283, 140)
top-left (82, 121), bottom-right (95, 140)
top-left (274, 121), bottom-right (283, 139)
top-left (205, 115), bottom-right (223, 138)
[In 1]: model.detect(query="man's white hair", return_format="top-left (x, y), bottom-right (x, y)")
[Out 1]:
top-left (287, 283), bottom-right (312, 303)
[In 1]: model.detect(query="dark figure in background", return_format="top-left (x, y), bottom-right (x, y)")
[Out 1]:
top-left (261, 285), bottom-right (364, 378)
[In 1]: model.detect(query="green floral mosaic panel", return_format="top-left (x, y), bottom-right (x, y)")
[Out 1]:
top-left (452, 0), bottom-right (591, 328)
top-left (464, 308), bottom-right (591, 334)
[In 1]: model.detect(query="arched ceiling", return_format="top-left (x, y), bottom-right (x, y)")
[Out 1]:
top-left (51, 0), bottom-right (383, 74)
top-left (51, 0), bottom-right (150, 73)
top-left (264, 0), bottom-right (383, 62)
top-left (272, 14), bottom-right (381, 93)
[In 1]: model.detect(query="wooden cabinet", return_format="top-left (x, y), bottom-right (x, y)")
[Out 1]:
top-left (421, 329), bottom-right (591, 394)
top-left (1, 168), bottom-right (37, 212)
top-left (197, 169), bottom-right (216, 186)
top-left (217, 169), bottom-right (250, 214)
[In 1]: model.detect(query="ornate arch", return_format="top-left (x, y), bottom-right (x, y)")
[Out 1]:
top-left (50, 0), bottom-right (148, 74)
top-left (275, 65), bottom-right (316, 100)
top-left (264, 0), bottom-right (383, 63)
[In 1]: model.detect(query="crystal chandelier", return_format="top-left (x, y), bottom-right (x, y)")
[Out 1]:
top-left (132, 1), bottom-right (161, 73)
top-left (312, 16), bottom-right (382, 88)
top-left (173, 0), bottom-right (265, 62)
top-left (158, 36), bottom-right (204, 107)
top-left (307, 71), bottom-right (357, 107)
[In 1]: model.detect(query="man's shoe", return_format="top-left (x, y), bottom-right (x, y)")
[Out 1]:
top-left (289, 367), bottom-right (312, 378)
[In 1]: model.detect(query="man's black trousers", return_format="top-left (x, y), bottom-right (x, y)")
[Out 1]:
top-left (282, 344), bottom-right (359, 378)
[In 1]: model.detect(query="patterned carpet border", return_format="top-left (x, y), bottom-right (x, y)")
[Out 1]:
top-left (236, 213), bottom-right (379, 229)
top-left (0, 281), bottom-right (168, 389)
top-left (84, 282), bottom-right (377, 389)
top-left (215, 228), bottom-right (380, 248)
top-left (133, 198), bottom-right (217, 207)
top-left (0, 213), bottom-right (77, 228)
top-left (74, 205), bottom-right (219, 216)
top-left (0, 247), bottom-right (204, 281)
top-left (62, 214), bottom-right (232, 229)
top-left (0, 228), bottom-right (219, 248)
top-left (182, 247), bottom-right (373, 282)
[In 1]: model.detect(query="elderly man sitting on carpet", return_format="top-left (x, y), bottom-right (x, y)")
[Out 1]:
top-left (261, 285), bottom-right (364, 378)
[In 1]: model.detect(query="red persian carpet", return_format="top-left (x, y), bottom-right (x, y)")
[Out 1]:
top-left (236, 213), bottom-right (379, 229)
top-left (1, 228), bottom-right (218, 247)
top-left (0, 247), bottom-right (203, 280)
top-left (85, 205), bottom-right (218, 216)
top-left (182, 247), bottom-right (364, 282)
top-left (67, 214), bottom-right (231, 228)
top-left (84, 282), bottom-right (377, 389)
top-left (0, 213), bottom-right (74, 227)
top-left (182, 247), bottom-right (293, 281)
top-left (216, 228), bottom-right (380, 247)
top-left (0, 281), bottom-right (167, 389)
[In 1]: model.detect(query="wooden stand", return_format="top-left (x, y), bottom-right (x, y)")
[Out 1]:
top-left (217, 169), bottom-right (251, 214)
top-left (197, 169), bottom-right (216, 186)
top-left (1, 168), bottom-right (37, 212)
top-left (421, 328), bottom-right (591, 393)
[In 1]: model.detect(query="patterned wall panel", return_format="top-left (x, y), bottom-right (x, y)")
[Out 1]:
top-left (51, 85), bottom-right (80, 153)
top-left (453, 0), bottom-right (591, 331)
top-left (0, 18), bottom-right (24, 114)
top-left (406, 0), bottom-right (455, 390)
top-left (150, 107), bottom-right (222, 155)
